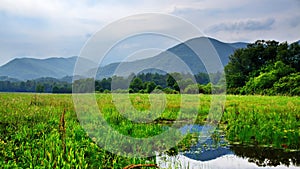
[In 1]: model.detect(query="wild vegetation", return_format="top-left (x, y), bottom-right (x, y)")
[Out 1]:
top-left (0, 93), bottom-right (299, 168)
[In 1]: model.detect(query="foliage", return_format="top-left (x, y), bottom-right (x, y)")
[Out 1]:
top-left (145, 81), bottom-right (157, 93)
top-left (1, 72), bottom-right (222, 95)
top-left (241, 61), bottom-right (295, 95)
top-left (36, 84), bottom-right (45, 93)
top-left (0, 79), bottom-right (72, 93)
top-left (184, 84), bottom-right (199, 94)
top-left (225, 40), bottom-right (300, 95)
top-left (129, 77), bottom-right (144, 93)
top-left (272, 72), bottom-right (300, 96)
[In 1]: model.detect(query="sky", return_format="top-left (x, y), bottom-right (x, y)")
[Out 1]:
top-left (0, 0), bottom-right (300, 66)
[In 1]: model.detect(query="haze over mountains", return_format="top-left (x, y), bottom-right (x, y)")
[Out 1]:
top-left (0, 37), bottom-right (249, 81)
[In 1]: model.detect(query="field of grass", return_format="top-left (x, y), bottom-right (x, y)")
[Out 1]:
top-left (222, 95), bottom-right (300, 149)
top-left (0, 93), bottom-right (299, 168)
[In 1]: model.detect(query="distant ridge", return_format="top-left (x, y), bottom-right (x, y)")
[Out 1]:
top-left (0, 76), bottom-right (20, 82)
top-left (0, 37), bottom-right (248, 81)
top-left (229, 42), bottom-right (248, 49)
top-left (0, 56), bottom-right (96, 80)
top-left (95, 37), bottom-right (240, 78)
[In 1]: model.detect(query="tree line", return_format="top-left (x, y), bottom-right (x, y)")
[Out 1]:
top-left (0, 79), bottom-right (72, 93)
top-left (0, 72), bottom-right (223, 94)
top-left (72, 72), bottom-right (224, 94)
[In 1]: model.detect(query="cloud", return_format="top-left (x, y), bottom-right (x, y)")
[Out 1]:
top-left (289, 15), bottom-right (300, 27)
top-left (0, 0), bottom-right (299, 66)
top-left (206, 18), bottom-right (275, 33)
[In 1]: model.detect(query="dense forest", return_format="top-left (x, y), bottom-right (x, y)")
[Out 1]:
top-left (0, 72), bottom-right (220, 94)
top-left (72, 72), bottom-right (223, 94)
top-left (0, 40), bottom-right (299, 95)
top-left (0, 78), bottom-right (72, 93)
top-left (225, 40), bottom-right (300, 95)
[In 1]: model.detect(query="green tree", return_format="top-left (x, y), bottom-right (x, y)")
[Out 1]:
top-left (273, 72), bottom-right (300, 95)
top-left (225, 40), bottom-right (279, 89)
top-left (167, 73), bottom-right (182, 89)
top-left (241, 61), bottom-right (295, 95)
top-left (184, 84), bottom-right (199, 94)
top-left (195, 72), bottom-right (209, 84)
top-left (287, 42), bottom-right (300, 71)
top-left (36, 84), bottom-right (45, 93)
top-left (177, 78), bottom-right (194, 91)
top-left (52, 86), bottom-right (60, 93)
top-left (145, 81), bottom-right (157, 93)
top-left (163, 87), bottom-right (178, 94)
top-left (129, 77), bottom-right (144, 93)
top-left (100, 78), bottom-right (112, 91)
top-left (111, 76), bottom-right (127, 90)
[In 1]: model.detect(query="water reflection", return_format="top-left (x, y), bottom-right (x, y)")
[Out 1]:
top-left (181, 125), bottom-right (233, 162)
top-left (157, 125), bottom-right (300, 169)
top-left (231, 145), bottom-right (300, 167)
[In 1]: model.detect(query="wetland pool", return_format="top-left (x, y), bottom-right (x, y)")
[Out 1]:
top-left (157, 125), bottom-right (300, 169)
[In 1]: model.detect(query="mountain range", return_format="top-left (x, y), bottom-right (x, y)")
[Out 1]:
top-left (0, 57), bottom-right (96, 81)
top-left (0, 37), bottom-right (248, 81)
top-left (94, 37), bottom-right (248, 79)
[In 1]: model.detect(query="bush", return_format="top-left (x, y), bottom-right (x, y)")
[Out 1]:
top-left (163, 87), bottom-right (178, 94)
top-left (184, 84), bottom-right (199, 94)
top-left (240, 61), bottom-right (296, 95)
top-left (203, 83), bottom-right (212, 94)
top-left (273, 72), bottom-right (300, 96)
top-left (111, 89), bottom-right (129, 93)
top-left (103, 89), bottom-right (111, 93)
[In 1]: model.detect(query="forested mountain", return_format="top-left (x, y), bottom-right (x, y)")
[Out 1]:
top-left (228, 42), bottom-right (248, 49)
top-left (0, 56), bottom-right (96, 80)
top-left (0, 76), bottom-right (20, 82)
top-left (0, 37), bottom-right (244, 81)
top-left (96, 37), bottom-right (238, 78)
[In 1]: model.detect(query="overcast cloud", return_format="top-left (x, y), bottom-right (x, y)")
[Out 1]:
top-left (0, 0), bottom-right (299, 66)
top-left (206, 18), bottom-right (275, 33)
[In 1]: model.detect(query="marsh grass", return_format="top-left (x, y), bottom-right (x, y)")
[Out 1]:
top-left (0, 93), bottom-right (299, 168)
top-left (222, 95), bottom-right (300, 150)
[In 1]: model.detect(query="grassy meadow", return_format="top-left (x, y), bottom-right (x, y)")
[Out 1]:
top-left (0, 93), bottom-right (299, 168)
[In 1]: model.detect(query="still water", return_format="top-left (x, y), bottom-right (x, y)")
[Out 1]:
top-left (157, 125), bottom-right (300, 169)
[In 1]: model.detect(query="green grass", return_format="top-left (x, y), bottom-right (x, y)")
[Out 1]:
top-left (222, 95), bottom-right (300, 149)
top-left (0, 93), bottom-right (157, 168)
top-left (0, 93), bottom-right (299, 168)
